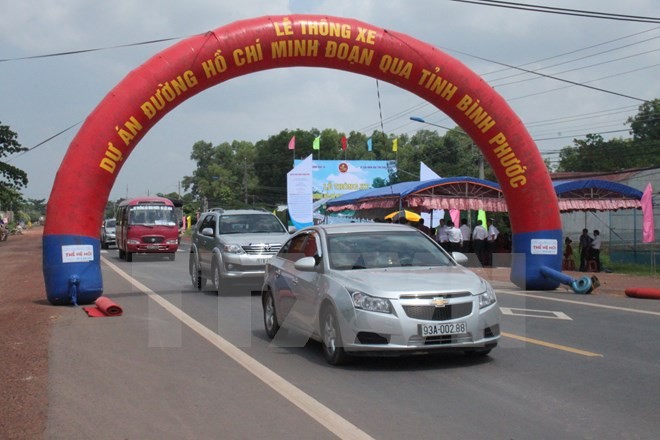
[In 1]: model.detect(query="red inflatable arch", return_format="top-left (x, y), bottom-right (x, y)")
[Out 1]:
top-left (43, 14), bottom-right (562, 304)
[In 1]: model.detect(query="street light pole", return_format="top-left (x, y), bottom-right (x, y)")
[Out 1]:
top-left (409, 116), bottom-right (485, 179)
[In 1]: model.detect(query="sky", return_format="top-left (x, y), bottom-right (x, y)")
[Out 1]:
top-left (1, 0), bottom-right (658, 202)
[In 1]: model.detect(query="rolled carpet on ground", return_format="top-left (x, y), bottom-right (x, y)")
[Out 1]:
top-left (624, 287), bottom-right (660, 300)
top-left (82, 297), bottom-right (123, 317)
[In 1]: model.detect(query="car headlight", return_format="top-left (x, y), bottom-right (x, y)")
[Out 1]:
top-left (165, 239), bottom-right (178, 244)
top-left (350, 291), bottom-right (392, 314)
top-left (478, 282), bottom-right (497, 309)
top-left (223, 244), bottom-right (245, 254)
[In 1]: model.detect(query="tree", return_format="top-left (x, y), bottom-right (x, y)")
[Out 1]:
top-left (182, 140), bottom-right (259, 210)
top-left (555, 100), bottom-right (660, 172)
top-left (0, 122), bottom-right (28, 209)
top-left (627, 99), bottom-right (660, 142)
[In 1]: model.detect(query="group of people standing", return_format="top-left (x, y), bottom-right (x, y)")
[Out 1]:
top-left (564, 228), bottom-right (601, 272)
top-left (578, 228), bottom-right (602, 272)
top-left (431, 217), bottom-right (500, 267)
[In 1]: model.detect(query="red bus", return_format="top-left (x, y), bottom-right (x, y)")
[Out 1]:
top-left (115, 197), bottom-right (179, 262)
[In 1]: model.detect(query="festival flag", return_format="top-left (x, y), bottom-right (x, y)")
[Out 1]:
top-left (313, 136), bottom-right (320, 150)
top-left (641, 182), bottom-right (655, 243)
top-left (450, 208), bottom-right (460, 226)
top-left (288, 135), bottom-right (295, 150)
top-left (392, 138), bottom-right (398, 152)
top-left (341, 136), bottom-right (347, 151)
top-left (367, 137), bottom-right (373, 152)
top-left (478, 210), bottom-right (487, 228)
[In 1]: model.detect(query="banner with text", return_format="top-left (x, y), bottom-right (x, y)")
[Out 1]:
top-left (293, 159), bottom-right (396, 200)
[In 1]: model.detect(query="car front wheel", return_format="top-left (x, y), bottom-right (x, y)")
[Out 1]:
top-left (321, 306), bottom-right (349, 366)
top-left (190, 257), bottom-right (206, 290)
top-left (263, 290), bottom-right (280, 339)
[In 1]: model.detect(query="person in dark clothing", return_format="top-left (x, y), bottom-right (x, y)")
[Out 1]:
top-left (578, 228), bottom-right (593, 272)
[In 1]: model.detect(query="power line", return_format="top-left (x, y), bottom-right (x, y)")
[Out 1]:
top-left (0, 35), bottom-right (192, 63)
top-left (487, 36), bottom-right (660, 84)
top-left (449, 0), bottom-right (660, 24)
top-left (441, 46), bottom-right (649, 102)
top-left (480, 26), bottom-right (660, 77)
top-left (6, 121), bottom-right (82, 162)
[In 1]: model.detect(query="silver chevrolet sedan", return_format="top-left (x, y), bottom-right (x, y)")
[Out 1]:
top-left (261, 223), bottom-right (500, 365)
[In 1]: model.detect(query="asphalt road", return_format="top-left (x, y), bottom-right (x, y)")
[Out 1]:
top-left (46, 243), bottom-right (660, 439)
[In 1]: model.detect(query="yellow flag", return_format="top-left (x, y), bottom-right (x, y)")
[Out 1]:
top-left (478, 210), bottom-right (487, 227)
top-left (392, 138), bottom-right (398, 152)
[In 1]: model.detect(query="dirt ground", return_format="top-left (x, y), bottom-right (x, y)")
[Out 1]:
top-left (0, 227), bottom-right (52, 439)
top-left (0, 227), bottom-right (658, 439)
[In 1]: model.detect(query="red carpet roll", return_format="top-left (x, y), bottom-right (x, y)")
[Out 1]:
top-left (82, 297), bottom-right (123, 317)
top-left (625, 287), bottom-right (660, 300)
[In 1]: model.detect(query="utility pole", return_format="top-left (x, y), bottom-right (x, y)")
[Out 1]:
top-left (243, 159), bottom-right (248, 205)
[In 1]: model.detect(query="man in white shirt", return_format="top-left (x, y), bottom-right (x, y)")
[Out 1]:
top-left (435, 219), bottom-right (449, 251)
top-left (486, 218), bottom-right (499, 267)
top-left (459, 218), bottom-right (472, 253)
top-left (445, 220), bottom-right (463, 253)
top-left (472, 220), bottom-right (488, 265)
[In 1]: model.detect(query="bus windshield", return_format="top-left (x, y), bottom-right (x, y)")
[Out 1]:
top-left (128, 204), bottom-right (176, 226)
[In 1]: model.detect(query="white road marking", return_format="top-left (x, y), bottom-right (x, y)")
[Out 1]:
top-left (102, 256), bottom-right (374, 440)
top-left (500, 307), bottom-right (572, 320)
top-left (497, 289), bottom-right (660, 317)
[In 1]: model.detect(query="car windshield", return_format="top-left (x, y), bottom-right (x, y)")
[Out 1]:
top-left (129, 205), bottom-right (176, 226)
top-left (218, 214), bottom-right (285, 234)
top-left (327, 230), bottom-right (455, 270)
top-left (105, 219), bottom-right (116, 228)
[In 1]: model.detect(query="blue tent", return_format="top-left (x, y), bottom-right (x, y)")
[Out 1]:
top-left (324, 177), bottom-right (643, 218)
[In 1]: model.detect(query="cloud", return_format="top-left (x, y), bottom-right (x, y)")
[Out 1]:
top-left (2, 0), bottom-right (658, 200)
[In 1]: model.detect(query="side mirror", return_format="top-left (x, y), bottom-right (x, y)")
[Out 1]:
top-left (201, 227), bottom-right (214, 237)
top-left (452, 252), bottom-right (469, 264)
top-left (288, 226), bottom-right (297, 234)
top-left (294, 256), bottom-right (317, 272)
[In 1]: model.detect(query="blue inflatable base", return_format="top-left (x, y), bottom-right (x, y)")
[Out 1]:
top-left (510, 229), bottom-right (563, 291)
top-left (43, 235), bottom-right (103, 305)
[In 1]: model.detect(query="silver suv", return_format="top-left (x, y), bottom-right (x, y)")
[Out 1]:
top-left (189, 209), bottom-right (292, 294)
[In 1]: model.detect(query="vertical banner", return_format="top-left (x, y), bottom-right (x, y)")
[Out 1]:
top-left (641, 182), bottom-right (655, 243)
top-left (287, 154), bottom-right (314, 230)
top-left (420, 162), bottom-right (444, 227)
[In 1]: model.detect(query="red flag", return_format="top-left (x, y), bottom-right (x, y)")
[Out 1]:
top-left (341, 136), bottom-right (347, 151)
top-left (641, 183), bottom-right (655, 243)
top-left (288, 135), bottom-right (295, 150)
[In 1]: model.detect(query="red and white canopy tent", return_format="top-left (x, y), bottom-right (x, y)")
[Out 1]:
top-left (324, 176), bottom-right (643, 219)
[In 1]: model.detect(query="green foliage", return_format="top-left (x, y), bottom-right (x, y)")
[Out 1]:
top-left (0, 122), bottom-right (29, 209)
top-left (556, 99), bottom-right (660, 172)
top-left (627, 99), bottom-right (660, 142)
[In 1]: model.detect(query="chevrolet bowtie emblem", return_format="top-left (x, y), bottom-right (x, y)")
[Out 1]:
top-left (431, 297), bottom-right (448, 308)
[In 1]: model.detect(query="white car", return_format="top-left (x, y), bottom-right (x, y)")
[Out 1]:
top-left (100, 218), bottom-right (116, 249)
top-left (189, 209), bottom-right (292, 294)
top-left (262, 223), bottom-right (500, 365)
